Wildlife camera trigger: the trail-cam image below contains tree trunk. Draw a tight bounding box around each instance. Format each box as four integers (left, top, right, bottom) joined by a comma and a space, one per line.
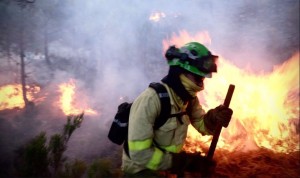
20, 26, 29, 108
44, 27, 51, 67
5, 31, 12, 66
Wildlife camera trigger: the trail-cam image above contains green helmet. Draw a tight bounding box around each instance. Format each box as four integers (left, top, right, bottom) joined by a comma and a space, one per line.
165, 42, 218, 78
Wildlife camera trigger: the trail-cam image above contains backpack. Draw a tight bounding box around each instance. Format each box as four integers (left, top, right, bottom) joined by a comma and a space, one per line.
108, 82, 171, 145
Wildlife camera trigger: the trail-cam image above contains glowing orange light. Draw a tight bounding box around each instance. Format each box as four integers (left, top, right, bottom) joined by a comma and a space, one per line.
0, 84, 40, 110
162, 30, 212, 52
163, 31, 300, 154
149, 11, 166, 22
58, 79, 97, 116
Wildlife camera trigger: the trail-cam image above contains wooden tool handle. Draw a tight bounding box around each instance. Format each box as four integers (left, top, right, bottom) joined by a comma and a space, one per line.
207, 84, 235, 160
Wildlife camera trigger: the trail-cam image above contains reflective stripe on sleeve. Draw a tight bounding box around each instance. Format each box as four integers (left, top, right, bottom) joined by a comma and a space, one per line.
193, 121, 205, 130
128, 139, 152, 151
160, 144, 183, 153
146, 147, 164, 170
191, 119, 211, 135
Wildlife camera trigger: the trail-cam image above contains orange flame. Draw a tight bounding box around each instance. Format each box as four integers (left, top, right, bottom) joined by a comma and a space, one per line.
149, 11, 166, 22
58, 79, 97, 116
163, 31, 299, 153
0, 84, 40, 110
162, 30, 212, 52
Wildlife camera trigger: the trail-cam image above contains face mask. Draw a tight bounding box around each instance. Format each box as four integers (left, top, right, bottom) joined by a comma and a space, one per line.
179, 74, 204, 97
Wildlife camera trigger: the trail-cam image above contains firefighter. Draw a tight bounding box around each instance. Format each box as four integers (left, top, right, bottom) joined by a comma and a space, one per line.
122, 42, 233, 177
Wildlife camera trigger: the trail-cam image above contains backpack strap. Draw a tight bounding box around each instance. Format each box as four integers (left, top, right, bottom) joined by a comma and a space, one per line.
124, 82, 170, 158
149, 82, 171, 130
125, 83, 186, 158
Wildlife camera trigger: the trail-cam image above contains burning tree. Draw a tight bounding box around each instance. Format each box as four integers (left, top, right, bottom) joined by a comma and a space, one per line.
0, 0, 76, 110
0, 1, 42, 109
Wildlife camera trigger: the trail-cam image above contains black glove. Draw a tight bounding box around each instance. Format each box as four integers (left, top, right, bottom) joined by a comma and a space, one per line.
204, 105, 233, 133
171, 152, 216, 176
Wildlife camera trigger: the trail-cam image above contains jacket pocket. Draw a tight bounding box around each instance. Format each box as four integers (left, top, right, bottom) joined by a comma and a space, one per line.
154, 118, 177, 146
159, 117, 177, 131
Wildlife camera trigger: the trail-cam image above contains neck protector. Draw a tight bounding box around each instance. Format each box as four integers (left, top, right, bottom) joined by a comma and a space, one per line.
179, 74, 203, 97
161, 67, 194, 102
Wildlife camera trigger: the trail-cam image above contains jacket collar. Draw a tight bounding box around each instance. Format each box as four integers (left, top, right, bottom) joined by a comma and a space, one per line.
161, 67, 195, 103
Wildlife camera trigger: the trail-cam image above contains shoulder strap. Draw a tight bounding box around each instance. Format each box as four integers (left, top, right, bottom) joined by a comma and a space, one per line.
124, 82, 170, 158
149, 82, 171, 130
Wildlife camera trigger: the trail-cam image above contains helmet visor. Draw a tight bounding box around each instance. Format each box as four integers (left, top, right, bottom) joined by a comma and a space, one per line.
190, 54, 218, 73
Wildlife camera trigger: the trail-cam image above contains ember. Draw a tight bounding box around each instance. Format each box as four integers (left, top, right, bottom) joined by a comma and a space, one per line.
149, 11, 166, 22
213, 148, 300, 177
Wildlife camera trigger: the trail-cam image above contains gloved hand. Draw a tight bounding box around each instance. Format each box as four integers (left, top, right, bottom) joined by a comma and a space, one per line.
171, 152, 216, 176
204, 105, 233, 133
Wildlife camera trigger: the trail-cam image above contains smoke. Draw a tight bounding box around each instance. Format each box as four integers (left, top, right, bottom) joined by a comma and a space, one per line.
0, 0, 299, 175
204, 1, 300, 71
53, 0, 299, 80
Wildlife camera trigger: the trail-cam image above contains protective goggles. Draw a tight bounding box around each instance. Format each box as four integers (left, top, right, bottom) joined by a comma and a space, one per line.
165, 46, 218, 73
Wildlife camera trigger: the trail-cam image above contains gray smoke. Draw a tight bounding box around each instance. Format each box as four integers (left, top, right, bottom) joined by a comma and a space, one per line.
0, 0, 299, 174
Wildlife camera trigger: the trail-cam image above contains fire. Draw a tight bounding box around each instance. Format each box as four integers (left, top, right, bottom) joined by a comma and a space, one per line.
0, 84, 40, 110
58, 79, 97, 116
163, 31, 299, 154
162, 30, 211, 52
149, 11, 166, 22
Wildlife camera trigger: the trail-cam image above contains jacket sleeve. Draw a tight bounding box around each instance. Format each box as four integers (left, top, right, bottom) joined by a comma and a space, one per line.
187, 98, 214, 135
127, 88, 172, 171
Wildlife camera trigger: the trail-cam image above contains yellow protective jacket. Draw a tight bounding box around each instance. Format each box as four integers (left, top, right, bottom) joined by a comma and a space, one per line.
121, 83, 212, 174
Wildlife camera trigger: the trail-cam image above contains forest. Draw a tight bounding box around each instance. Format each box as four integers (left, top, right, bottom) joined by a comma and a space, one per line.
0, 0, 299, 177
